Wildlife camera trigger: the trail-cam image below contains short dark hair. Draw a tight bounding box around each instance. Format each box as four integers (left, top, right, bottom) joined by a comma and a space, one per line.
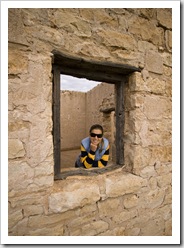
89, 124, 103, 135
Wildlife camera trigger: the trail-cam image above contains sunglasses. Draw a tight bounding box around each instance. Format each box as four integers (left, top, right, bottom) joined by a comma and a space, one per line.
90, 133, 103, 138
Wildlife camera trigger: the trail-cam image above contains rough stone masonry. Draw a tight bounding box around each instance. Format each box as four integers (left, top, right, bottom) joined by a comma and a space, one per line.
8, 8, 172, 236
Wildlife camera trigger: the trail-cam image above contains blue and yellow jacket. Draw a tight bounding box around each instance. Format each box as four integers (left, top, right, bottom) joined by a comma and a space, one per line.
80, 137, 109, 169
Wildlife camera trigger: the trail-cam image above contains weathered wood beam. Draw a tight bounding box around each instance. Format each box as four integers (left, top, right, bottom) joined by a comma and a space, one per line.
52, 50, 141, 84
52, 65, 61, 175
115, 80, 125, 165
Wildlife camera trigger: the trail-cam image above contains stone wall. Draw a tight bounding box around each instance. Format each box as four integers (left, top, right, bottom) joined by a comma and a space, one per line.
8, 8, 172, 236
60, 90, 86, 150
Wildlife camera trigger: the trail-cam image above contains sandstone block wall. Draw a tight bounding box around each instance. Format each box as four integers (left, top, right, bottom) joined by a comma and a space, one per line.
8, 8, 172, 236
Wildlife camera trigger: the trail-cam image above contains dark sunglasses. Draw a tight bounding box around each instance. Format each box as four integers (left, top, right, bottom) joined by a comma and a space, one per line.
90, 133, 103, 138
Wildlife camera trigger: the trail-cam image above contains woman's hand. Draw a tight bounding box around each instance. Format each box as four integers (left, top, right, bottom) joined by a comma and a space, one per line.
90, 142, 97, 152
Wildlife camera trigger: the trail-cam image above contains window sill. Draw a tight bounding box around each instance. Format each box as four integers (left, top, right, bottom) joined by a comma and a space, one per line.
54, 163, 123, 180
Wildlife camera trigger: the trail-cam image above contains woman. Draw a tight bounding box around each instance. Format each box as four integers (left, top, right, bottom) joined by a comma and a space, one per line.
75, 124, 110, 169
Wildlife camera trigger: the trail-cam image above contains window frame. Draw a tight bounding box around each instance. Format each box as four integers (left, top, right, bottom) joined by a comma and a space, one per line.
52, 50, 140, 179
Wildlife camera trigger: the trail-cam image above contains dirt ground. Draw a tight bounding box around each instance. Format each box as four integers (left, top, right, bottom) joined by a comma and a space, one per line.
61, 149, 80, 169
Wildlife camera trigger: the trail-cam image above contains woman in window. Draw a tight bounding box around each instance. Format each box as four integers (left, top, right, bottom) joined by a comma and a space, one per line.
75, 124, 110, 169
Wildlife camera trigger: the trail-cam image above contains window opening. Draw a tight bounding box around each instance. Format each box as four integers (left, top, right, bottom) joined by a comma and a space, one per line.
60, 75, 103, 170
52, 50, 141, 179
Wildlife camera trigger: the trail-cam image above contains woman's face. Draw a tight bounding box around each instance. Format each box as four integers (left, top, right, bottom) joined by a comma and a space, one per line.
90, 128, 103, 146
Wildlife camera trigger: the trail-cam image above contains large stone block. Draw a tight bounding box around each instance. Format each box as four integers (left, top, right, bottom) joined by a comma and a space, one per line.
96, 29, 137, 51
28, 210, 76, 228
157, 9, 172, 29
112, 209, 137, 224
81, 220, 109, 236
150, 146, 172, 164
8, 9, 29, 46
123, 194, 139, 209
8, 161, 34, 192
8, 138, 25, 159
97, 197, 122, 217
145, 50, 163, 74
140, 217, 165, 235
141, 189, 165, 209
143, 95, 171, 120
105, 173, 147, 197
8, 209, 23, 229
8, 49, 28, 75
28, 223, 64, 236
48, 180, 100, 213
128, 16, 164, 46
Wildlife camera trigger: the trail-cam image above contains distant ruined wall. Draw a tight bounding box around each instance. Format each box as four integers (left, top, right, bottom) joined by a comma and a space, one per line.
60, 91, 86, 150
8, 8, 172, 236
60, 82, 115, 155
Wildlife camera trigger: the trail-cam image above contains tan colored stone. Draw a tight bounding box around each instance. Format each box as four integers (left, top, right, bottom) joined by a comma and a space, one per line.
150, 146, 172, 164
9, 217, 29, 236
75, 203, 97, 216
33, 175, 53, 188
106, 173, 147, 197
8, 9, 29, 46
148, 176, 158, 190
52, 9, 78, 29
129, 72, 147, 92
143, 95, 171, 120
9, 209, 23, 228
8, 138, 25, 159
74, 41, 110, 59
28, 210, 76, 228
81, 220, 109, 236
79, 9, 95, 22
157, 9, 172, 29
49, 181, 100, 213
155, 204, 172, 221
162, 52, 172, 67
140, 217, 165, 235
67, 212, 96, 230
138, 40, 157, 53
155, 162, 172, 175
8, 163, 34, 194
8, 49, 28, 75
142, 189, 165, 209
165, 30, 172, 52
99, 226, 126, 236
132, 145, 152, 169
28, 224, 64, 236
34, 162, 53, 177
145, 50, 163, 74
157, 173, 172, 188
97, 197, 122, 217
128, 16, 164, 46
147, 78, 166, 95
124, 227, 140, 236
96, 29, 137, 51
140, 165, 157, 179
23, 205, 43, 217
165, 219, 172, 235
123, 194, 139, 209
9, 191, 48, 209
26, 136, 53, 168
112, 209, 137, 224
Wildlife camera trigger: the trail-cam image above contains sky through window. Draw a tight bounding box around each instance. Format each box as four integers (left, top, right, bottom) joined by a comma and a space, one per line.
61, 75, 101, 92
